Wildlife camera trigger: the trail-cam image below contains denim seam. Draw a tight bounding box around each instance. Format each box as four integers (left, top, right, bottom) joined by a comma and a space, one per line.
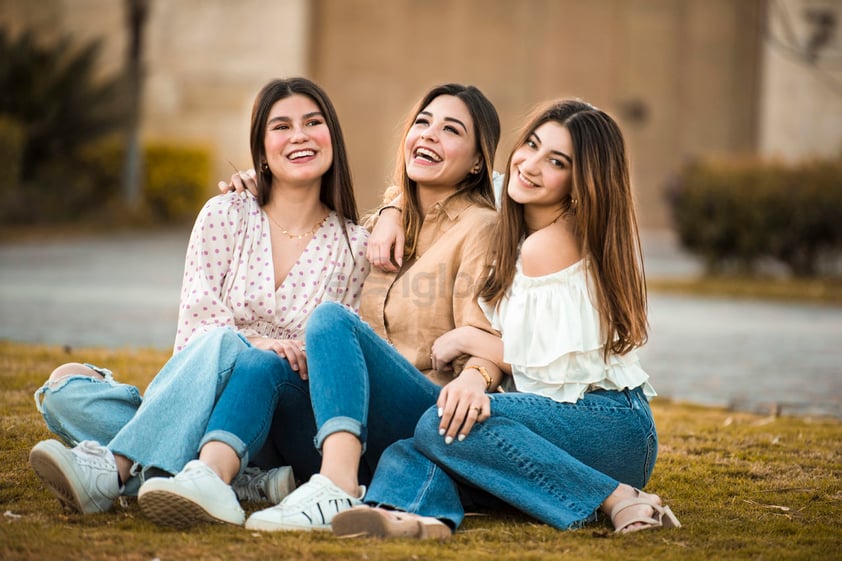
312, 308, 372, 452
405, 455, 442, 514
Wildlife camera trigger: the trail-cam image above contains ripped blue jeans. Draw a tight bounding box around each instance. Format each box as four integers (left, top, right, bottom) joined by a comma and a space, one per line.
33, 328, 319, 490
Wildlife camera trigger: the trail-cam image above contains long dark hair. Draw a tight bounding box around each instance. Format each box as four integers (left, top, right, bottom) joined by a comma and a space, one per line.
393, 84, 500, 259
249, 77, 359, 225
481, 100, 648, 357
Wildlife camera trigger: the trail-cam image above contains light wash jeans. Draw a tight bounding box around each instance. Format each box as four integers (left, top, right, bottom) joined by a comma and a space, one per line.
364, 387, 658, 530
305, 302, 441, 476
34, 327, 317, 483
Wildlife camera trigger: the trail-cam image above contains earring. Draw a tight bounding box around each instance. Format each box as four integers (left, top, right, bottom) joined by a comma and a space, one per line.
569, 197, 579, 210
261, 161, 269, 173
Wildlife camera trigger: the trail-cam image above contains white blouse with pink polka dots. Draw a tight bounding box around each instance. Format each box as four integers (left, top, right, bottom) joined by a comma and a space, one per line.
174, 192, 369, 352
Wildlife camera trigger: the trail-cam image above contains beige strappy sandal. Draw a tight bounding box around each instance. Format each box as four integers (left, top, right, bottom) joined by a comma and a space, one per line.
610, 489, 681, 534
332, 505, 452, 539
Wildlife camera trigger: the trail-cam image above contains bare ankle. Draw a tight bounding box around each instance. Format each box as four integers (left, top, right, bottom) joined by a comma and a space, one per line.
114, 453, 133, 484
320, 471, 362, 498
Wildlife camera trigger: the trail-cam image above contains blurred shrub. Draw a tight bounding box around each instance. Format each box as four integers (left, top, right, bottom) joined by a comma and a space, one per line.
145, 143, 212, 221
2, 136, 211, 225
0, 115, 25, 208
666, 155, 842, 277
0, 29, 126, 179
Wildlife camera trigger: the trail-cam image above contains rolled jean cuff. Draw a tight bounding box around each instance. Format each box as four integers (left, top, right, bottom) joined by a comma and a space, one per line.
199, 430, 250, 473
313, 416, 367, 454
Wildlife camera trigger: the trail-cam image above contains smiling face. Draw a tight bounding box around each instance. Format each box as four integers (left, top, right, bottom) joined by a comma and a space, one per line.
263, 94, 333, 189
507, 121, 574, 212
403, 94, 481, 190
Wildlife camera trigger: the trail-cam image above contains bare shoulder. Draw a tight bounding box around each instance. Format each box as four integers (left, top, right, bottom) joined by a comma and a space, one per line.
520, 227, 580, 277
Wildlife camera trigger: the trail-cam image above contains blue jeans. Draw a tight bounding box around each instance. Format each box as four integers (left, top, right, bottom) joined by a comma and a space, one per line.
305, 302, 441, 475
35, 328, 315, 480
204, 345, 322, 481
364, 387, 658, 530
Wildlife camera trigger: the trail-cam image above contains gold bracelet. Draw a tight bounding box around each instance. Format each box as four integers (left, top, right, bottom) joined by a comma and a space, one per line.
463, 365, 492, 391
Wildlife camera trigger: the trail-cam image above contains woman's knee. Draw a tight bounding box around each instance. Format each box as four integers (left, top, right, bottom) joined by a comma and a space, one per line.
306, 301, 351, 337
235, 347, 295, 384
47, 363, 102, 383
412, 406, 444, 452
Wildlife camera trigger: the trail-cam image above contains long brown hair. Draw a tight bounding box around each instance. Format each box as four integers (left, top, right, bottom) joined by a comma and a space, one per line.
394, 84, 500, 259
480, 100, 648, 357
249, 77, 359, 226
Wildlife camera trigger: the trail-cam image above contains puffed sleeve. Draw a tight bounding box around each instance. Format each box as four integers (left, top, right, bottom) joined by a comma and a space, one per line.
173, 193, 246, 352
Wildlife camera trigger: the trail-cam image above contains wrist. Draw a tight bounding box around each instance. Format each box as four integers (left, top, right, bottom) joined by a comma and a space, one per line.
378, 204, 402, 216
462, 365, 492, 392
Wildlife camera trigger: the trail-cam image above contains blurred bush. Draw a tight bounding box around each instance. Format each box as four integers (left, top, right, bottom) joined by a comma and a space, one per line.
0, 28, 212, 226
69, 138, 211, 224
0, 115, 24, 202
145, 143, 212, 222
666, 155, 842, 277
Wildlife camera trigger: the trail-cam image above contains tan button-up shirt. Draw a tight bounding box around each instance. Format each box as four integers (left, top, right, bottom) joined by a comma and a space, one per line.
360, 192, 499, 386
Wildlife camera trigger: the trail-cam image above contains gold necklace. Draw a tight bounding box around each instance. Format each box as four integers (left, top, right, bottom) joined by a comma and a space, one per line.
527, 211, 565, 234
266, 211, 328, 240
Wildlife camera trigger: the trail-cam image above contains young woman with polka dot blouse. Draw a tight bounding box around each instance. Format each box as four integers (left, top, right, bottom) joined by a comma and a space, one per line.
29, 78, 370, 526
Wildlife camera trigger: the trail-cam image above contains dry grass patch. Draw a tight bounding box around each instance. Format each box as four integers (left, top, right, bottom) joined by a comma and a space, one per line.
1, 341, 840, 561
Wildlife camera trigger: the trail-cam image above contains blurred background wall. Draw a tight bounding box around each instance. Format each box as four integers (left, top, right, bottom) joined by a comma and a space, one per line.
1, 0, 840, 227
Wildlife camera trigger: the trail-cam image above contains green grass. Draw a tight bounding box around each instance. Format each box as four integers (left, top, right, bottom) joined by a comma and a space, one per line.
648, 276, 842, 305
1, 341, 840, 561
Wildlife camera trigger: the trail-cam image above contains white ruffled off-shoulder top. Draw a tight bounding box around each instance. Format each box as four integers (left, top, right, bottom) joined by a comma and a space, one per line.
480, 257, 656, 404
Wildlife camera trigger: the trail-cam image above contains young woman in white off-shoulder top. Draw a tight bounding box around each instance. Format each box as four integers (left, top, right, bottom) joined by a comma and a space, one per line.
331, 99, 682, 539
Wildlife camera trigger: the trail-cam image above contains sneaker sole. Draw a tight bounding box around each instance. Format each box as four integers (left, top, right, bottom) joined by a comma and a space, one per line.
244, 516, 330, 532
332, 507, 451, 540
138, 489, 243, 528
29, 441, 100, 514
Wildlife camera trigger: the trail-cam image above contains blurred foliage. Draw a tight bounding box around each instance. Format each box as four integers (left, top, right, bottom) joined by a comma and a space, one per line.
666, 154, 842, 277
0, 115, 24, 199
74, 137, 211, 224
145, 143, 212, 221
0, 29, 126, 178
0, 28, 212, 225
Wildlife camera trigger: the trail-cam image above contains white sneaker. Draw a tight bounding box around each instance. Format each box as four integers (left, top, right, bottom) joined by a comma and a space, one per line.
232, 465, 296, 504
138, 460, 245, 527
245, 474, 364, 531
29, 439, 121, 514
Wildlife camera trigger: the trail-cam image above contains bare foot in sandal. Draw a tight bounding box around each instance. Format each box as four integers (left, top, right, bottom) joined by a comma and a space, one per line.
600, 484, 681, 534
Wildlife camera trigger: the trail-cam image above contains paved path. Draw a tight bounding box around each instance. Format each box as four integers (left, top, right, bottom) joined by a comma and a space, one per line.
1, 228, 840, 419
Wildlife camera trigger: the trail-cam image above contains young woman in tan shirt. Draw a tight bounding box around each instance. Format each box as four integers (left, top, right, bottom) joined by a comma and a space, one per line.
228, 83, 508, 531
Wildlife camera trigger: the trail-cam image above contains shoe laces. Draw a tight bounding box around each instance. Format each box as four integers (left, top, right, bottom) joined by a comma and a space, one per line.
74, 440, 116, 469
232, 466, 270, 502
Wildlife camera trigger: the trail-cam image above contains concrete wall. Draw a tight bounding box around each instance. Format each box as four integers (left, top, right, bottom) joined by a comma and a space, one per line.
0, 0, 310, 191
759, 0, 842, 160
1, 0, 768, 227
311, 0, 765, 226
